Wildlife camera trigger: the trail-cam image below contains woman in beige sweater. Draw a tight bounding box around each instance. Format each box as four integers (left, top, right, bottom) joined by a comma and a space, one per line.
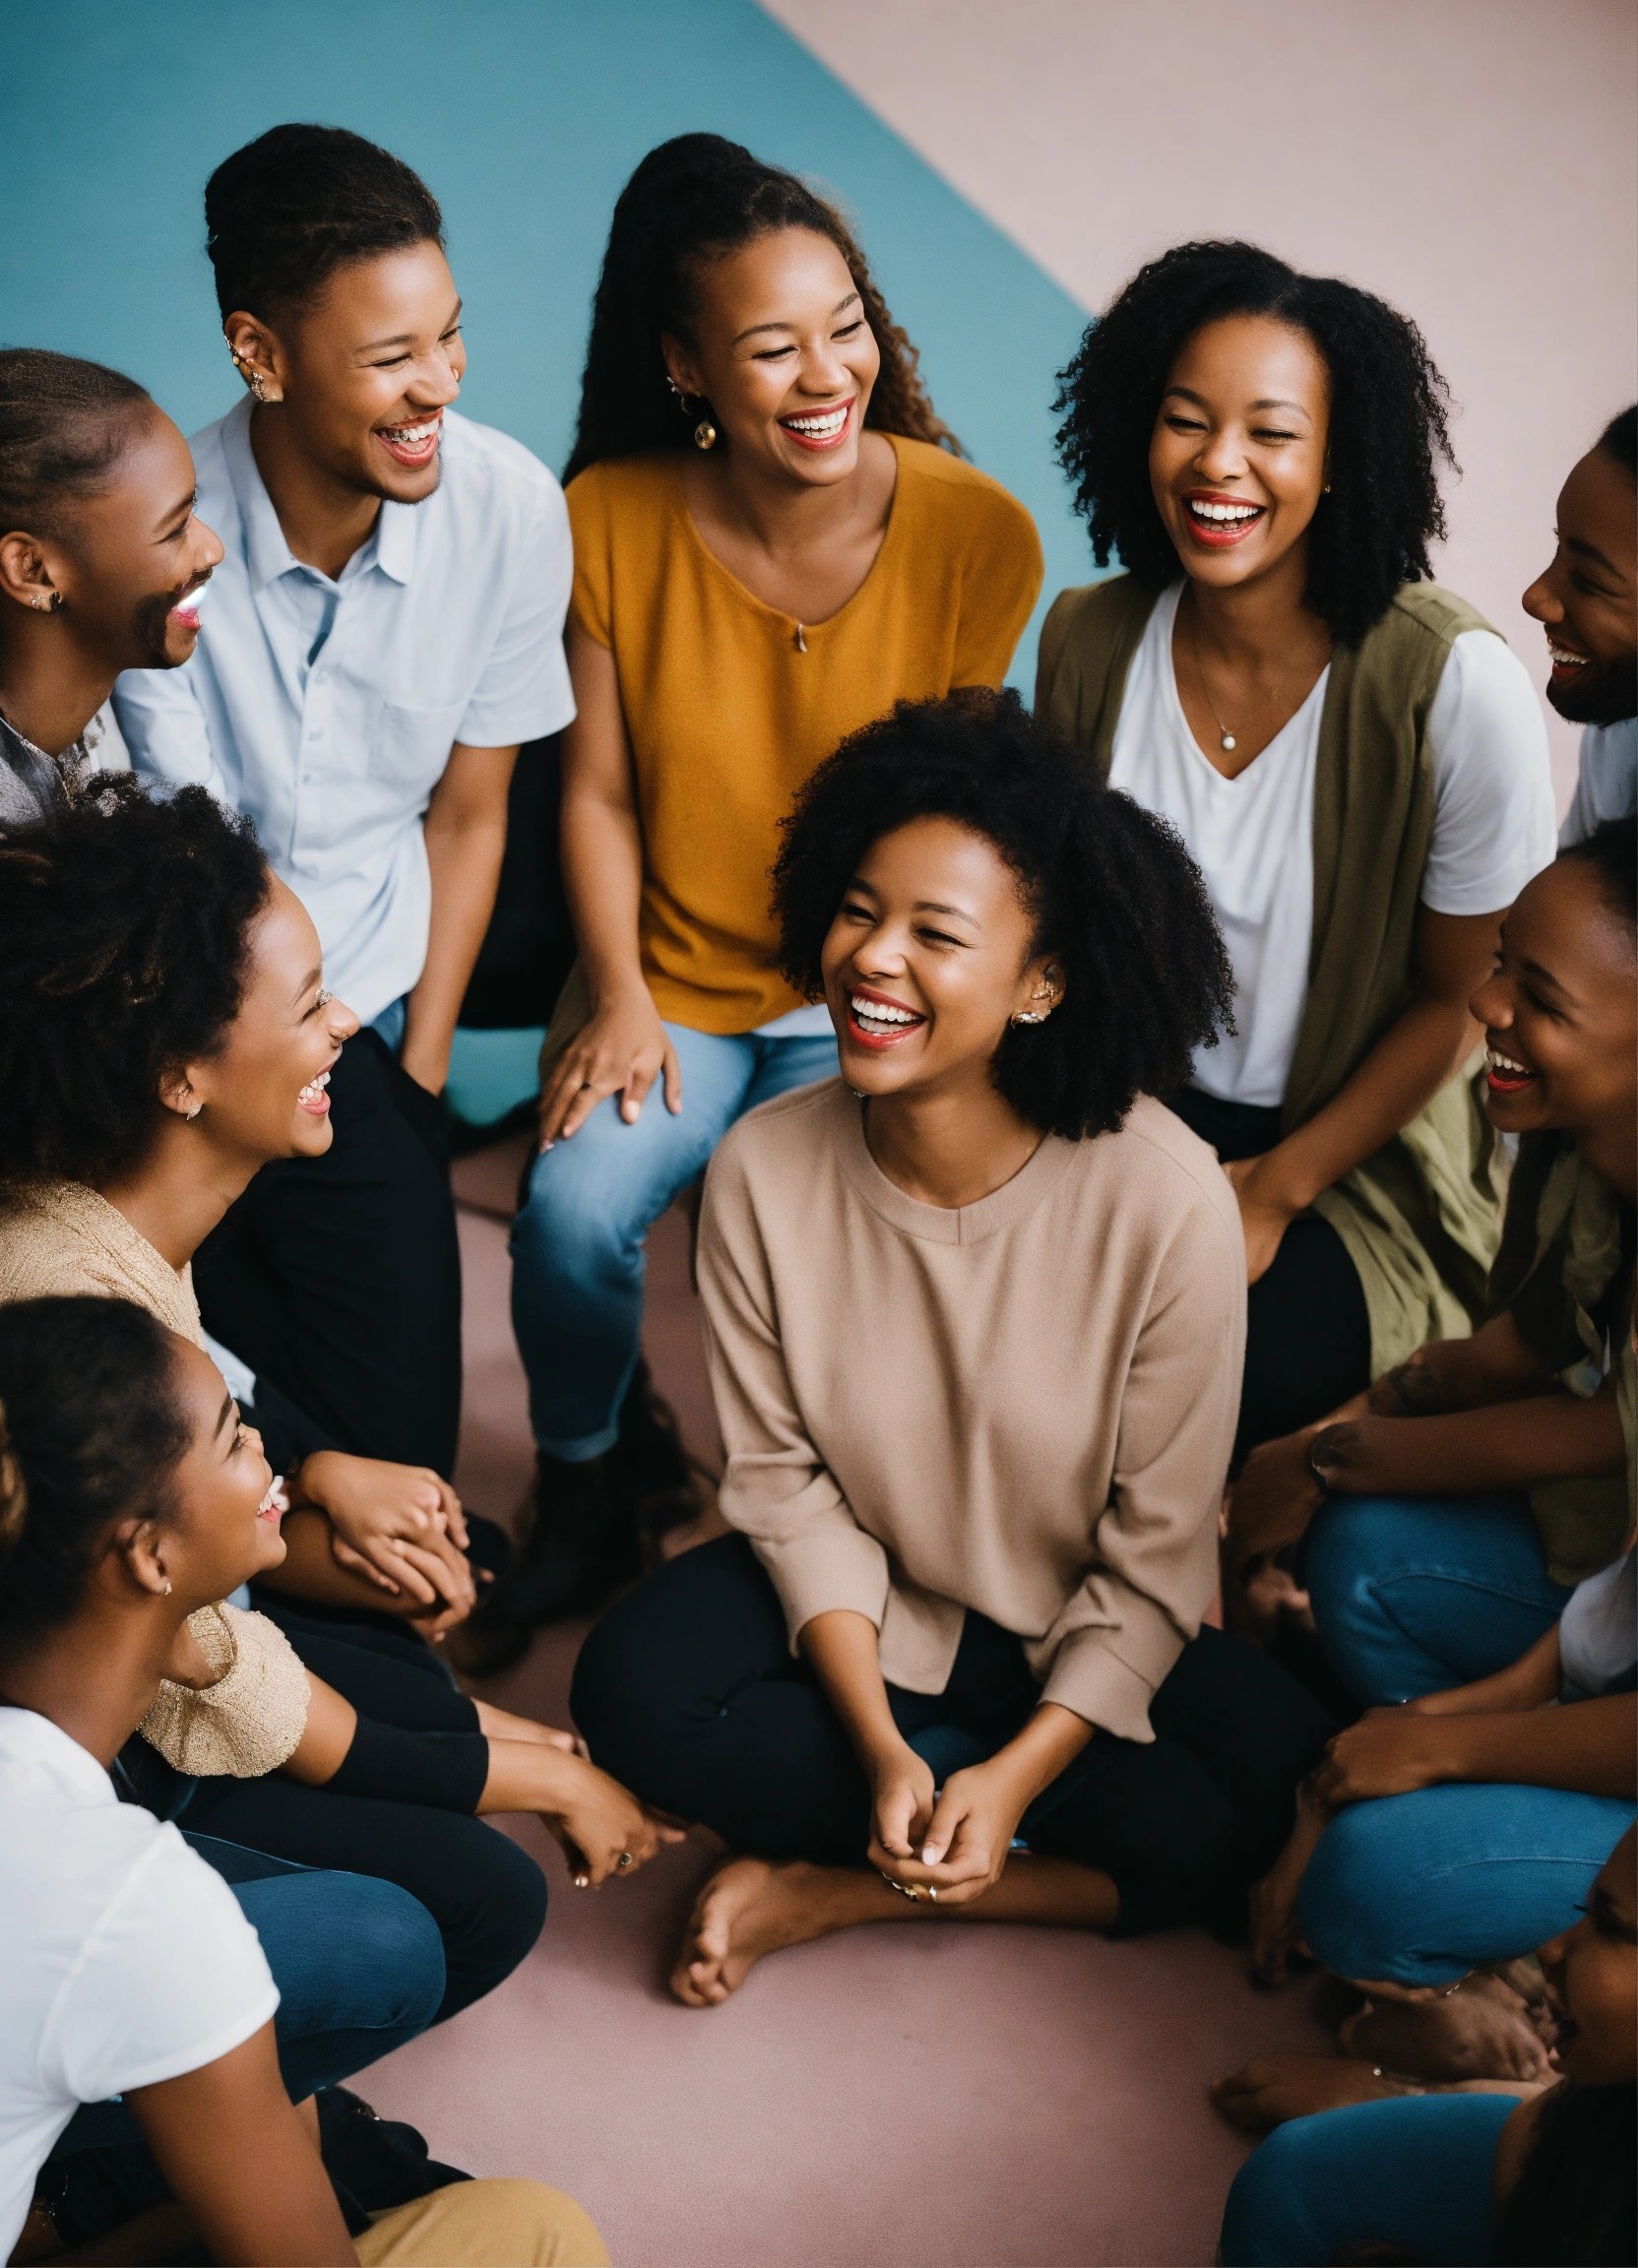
573, 691, 1338, 2004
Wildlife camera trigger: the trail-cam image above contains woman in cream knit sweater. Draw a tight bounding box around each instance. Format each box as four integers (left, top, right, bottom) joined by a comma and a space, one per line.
0, 779, 678, 2022
573, 693, 1337, 2005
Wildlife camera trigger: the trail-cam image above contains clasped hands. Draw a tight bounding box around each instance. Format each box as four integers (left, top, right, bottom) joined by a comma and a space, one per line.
293, 1449, 480, 1633
866, 1743, 1028, 1909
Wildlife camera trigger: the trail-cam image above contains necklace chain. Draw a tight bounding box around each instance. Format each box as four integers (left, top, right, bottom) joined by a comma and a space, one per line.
1182, 604, 1238, 754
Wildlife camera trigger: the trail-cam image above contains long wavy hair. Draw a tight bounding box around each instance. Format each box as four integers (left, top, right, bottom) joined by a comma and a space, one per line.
564, 133, 957, 482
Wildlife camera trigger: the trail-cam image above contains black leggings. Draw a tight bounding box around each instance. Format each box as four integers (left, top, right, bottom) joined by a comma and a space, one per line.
1167, 1087, 1373, 1462
166, 1622, 544, 2022
193, 1029, 464, 1474
571, 1536, 1335, 1937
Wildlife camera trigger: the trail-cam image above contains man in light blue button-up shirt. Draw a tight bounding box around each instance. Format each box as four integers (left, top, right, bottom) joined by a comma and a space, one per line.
115, 124, 575, 1487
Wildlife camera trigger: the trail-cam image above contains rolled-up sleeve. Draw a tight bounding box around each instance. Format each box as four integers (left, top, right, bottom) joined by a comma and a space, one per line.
697, 1146, 890, 1647
1030, 1190, 1245, 1741
457, 472, 575, 748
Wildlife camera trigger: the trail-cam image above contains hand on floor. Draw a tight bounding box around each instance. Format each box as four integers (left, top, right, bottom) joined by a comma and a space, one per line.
1210, 2053, 1402, 2135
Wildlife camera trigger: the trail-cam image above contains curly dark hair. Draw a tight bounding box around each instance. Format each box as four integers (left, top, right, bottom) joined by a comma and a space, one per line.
205, 123, 444, 321
564, 132, 956, 483
773, 690, 1232, 1140
1052, 240, 1456, 646
0, 347, 152, 543
0, 775, 270, 1188
0, 1296, 190, 1650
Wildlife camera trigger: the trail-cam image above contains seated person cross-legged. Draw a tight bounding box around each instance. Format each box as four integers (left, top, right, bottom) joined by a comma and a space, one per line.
1218, 1824, 1636, 2268
0, 781, 679, 2024
571, 693, 1336, 2005
0, 1296, 607, 2268
1228, 820, 1637, 1683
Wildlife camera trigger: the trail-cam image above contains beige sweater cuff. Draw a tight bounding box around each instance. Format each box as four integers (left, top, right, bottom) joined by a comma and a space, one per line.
750, 1522, 893, 1653
1039, 1626, 1174, 1745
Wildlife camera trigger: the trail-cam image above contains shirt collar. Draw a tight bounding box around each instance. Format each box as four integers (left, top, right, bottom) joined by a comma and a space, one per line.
221, 395, 419, 591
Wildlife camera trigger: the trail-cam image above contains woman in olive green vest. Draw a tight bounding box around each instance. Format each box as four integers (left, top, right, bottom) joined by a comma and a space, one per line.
1230, 820, 1635, 1696
1039, 241, 1554, 1466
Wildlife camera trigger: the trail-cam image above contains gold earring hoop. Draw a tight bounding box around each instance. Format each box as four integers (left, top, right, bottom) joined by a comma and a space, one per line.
667, 377, 718, 452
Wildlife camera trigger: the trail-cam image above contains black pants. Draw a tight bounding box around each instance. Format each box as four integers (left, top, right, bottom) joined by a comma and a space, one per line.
571, 1536, 1335, 1937
193, 1029, 463, 1474
1167, 1087, 1373, 1463
162, 1623, 544, 2021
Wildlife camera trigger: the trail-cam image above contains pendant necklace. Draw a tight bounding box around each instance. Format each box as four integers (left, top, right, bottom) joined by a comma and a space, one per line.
1183, 605, 1238, 753
793, 623, 808, 654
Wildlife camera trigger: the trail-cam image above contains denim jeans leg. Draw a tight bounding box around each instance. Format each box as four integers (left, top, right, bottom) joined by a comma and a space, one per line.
1306, 1492, 1572, 1704
510, 1025, 757, 1460
1298, 1782, 1637, 1988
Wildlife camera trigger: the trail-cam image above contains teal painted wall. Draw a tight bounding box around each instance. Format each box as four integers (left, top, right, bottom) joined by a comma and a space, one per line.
0, 0, 1093, 687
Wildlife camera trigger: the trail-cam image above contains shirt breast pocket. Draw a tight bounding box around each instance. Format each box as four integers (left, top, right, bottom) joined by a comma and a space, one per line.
369, 698, 468, 796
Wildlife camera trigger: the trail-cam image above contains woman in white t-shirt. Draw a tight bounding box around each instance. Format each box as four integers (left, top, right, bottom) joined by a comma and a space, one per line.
1039, 240, 1555, 1477
0, 1292, 607, 2266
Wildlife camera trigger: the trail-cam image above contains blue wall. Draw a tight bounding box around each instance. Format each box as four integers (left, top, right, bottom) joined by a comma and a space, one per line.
0, 0, 1094, 687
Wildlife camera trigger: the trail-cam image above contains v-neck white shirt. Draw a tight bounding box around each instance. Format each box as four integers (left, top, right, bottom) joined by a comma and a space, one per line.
1108, 584, 1553, 1106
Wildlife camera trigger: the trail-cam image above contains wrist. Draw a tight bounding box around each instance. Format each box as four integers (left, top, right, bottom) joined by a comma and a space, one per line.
1247, 1143, 1321, 1219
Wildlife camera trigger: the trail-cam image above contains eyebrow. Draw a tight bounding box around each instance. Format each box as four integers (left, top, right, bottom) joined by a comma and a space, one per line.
1518, 954, 1573, 1000
215, 1392, 236, 1440
1565, 536, 1625, 580
291, 965, 323, 1008
1162, 386, 1309, 418
158, 489, 197, 532
913, 900, 978, 921
732, 291, 860, 346
357, 300, 464, 353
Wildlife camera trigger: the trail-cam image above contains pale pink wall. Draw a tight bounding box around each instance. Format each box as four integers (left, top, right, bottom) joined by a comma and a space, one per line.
764, 0, 1638, 802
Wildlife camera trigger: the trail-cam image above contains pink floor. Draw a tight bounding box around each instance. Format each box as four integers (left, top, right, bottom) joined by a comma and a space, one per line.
357, 1136, 1328, 2267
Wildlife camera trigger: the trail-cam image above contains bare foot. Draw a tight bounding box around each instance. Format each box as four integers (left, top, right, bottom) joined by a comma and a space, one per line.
669, 1858, 851, 2006
1340, 1972, 1554, 2084
1210, 2053, 1400, 2136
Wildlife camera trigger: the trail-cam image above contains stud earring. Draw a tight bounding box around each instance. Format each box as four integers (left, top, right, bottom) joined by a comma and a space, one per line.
1011, 1009, 1047, 1027
161, 1579, 173, 1596
183, 1098, 202, 1121
32, 592, 62, 611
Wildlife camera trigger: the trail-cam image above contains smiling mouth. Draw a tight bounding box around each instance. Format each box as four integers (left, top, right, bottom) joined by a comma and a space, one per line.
1546, 637, 1590, 678
297, 1068, 333, 1116
167, 578, 211, 631
1485, 1043, 1540, 1097
845, 987, 926, 1048
1181, 496, 1266, 547
780, 401, 853, 451
257, 1477, 289, 1525
375, 415, 442, 468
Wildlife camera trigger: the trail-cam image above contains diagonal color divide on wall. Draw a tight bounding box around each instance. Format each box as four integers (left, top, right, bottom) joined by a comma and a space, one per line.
0, 0, 1095, 689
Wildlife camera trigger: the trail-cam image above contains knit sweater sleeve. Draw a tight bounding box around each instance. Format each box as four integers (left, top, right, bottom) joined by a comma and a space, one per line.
697, 1138, 891, 1648
1030, 1175, 1245, 1740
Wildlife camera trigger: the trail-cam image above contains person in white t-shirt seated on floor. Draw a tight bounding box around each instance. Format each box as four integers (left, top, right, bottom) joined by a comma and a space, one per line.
0, 1293, 607, 2268
1523, 405, 1636, 848
114, 123, 576, 1487
1037, 240, 1555, 1483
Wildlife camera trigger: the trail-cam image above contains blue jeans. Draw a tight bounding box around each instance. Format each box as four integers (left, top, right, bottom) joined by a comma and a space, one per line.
53, 1837, 445, 2156
1221, 2093, 1516, 2265
1306, 1492, 1571, 1705
511, 1023, 838, 1458
1299, 1781, 1635, 1987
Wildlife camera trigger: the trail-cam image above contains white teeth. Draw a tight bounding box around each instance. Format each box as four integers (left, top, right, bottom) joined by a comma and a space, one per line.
1188, 499, 1262, 523
784, 407, 849, 437
850, 992, 920, 1027
298, 1070, 332, 1102
381, 420, 439, 445
1547, 642, 1587, 666
172, 581, 209, 614
1486, 1048, 1534, 1076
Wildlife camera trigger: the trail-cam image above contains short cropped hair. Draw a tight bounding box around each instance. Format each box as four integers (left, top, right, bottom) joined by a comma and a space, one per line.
773, 690, 1233, 1141
204, 123, 443, 320
0, 347, 151, 541
0, 775, 270, 1188
1053, 240, 1456, 647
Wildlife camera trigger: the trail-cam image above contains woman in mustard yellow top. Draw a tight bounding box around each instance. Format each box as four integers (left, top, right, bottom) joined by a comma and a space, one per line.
502, 134, 1041, 1639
